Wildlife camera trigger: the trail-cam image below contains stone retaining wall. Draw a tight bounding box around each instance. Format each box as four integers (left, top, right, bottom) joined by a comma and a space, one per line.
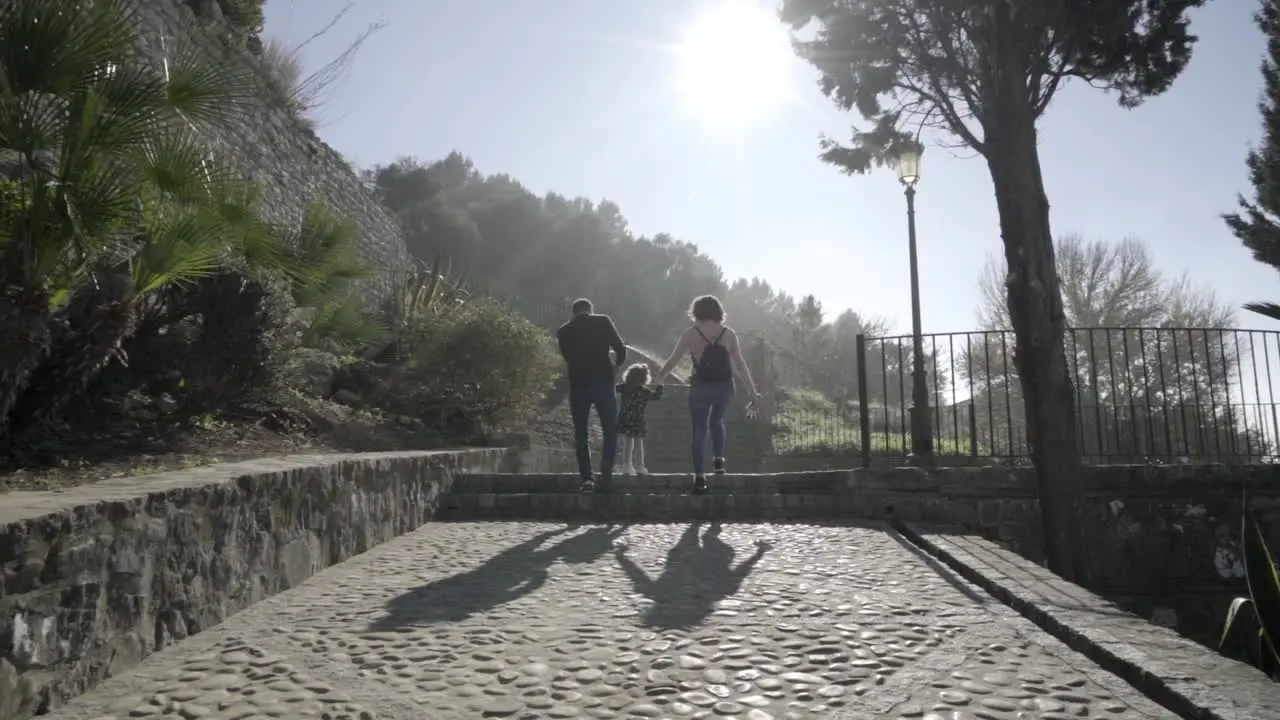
0, 448, 539, 719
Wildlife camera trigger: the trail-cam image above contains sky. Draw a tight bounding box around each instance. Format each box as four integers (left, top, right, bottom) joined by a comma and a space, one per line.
264, 0, 1279, 336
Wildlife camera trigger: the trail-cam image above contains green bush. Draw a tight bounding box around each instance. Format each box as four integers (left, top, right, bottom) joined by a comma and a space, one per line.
60, 265, 298, 427
394, 299, 558, 436
178, 268, 298, 413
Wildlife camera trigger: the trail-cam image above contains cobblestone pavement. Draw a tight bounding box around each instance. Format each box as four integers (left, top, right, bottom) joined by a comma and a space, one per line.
50, 523, 1175, 720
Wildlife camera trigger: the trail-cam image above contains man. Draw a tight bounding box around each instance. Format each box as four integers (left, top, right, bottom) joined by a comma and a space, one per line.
556, 298, 626, 493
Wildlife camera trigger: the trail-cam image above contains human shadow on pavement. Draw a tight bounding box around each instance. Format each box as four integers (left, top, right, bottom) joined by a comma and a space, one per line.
368, 524, 627, 630
613, 522, 769, 630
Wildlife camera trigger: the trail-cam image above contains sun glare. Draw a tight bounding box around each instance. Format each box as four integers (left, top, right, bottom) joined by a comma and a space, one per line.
673, 1, 794, 130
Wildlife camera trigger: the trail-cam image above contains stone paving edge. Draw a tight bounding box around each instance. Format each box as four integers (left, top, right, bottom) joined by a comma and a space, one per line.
895, 520, 1280, 720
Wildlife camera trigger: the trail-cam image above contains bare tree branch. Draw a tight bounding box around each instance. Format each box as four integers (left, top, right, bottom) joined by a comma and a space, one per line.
256, 1, 386, 127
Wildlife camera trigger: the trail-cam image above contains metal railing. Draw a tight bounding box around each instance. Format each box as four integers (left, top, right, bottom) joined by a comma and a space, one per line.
770, 327, 1280, 465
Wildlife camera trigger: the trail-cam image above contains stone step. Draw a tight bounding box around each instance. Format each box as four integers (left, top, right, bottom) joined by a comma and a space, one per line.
439, 469, 1034, 524
450, 471, 864, 496
435, 489, 897, 522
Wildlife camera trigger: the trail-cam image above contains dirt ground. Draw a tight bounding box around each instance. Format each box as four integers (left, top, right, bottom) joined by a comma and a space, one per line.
0, 393, 578, 493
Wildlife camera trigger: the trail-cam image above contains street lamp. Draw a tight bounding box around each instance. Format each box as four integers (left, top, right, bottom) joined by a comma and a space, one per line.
895, 144, 933, 465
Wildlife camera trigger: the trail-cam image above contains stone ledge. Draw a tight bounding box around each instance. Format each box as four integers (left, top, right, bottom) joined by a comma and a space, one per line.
896, 523, 1280, 720
439, 492, 847, 522
436, 489, 1010, 524
457, 468, 1040, 497
0, 449, 512, 720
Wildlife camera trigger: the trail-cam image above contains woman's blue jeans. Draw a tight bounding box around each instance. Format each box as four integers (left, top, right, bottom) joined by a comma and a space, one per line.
689, 379, 734, 475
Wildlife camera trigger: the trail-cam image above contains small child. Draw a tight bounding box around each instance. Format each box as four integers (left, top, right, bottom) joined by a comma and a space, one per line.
615, 363, 664, 474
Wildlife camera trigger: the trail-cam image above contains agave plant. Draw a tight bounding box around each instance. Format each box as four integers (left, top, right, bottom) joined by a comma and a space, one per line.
1218, 498, 1280, 679
364, 252, 467, 361
0, 0, 258, 432
386, 252, 468, 333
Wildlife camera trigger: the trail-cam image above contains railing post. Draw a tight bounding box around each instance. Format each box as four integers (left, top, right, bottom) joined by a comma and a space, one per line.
856, 334, 872, 468
968, 402, 979, 458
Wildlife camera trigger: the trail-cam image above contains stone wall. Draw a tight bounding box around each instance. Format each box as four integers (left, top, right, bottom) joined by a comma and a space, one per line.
1072, 464, 1280, 645
138, 0, 411, 301
0, 449, 543, 720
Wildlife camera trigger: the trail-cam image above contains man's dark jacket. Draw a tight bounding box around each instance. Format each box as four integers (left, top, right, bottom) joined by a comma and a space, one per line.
557, 314, 626, 387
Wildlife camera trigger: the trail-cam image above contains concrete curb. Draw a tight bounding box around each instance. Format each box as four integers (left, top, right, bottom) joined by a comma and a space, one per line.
894, 520, 1280, 720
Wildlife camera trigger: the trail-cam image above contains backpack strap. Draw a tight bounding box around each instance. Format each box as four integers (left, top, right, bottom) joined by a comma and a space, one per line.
692, 326, 728, 346
689, 326, 706, 365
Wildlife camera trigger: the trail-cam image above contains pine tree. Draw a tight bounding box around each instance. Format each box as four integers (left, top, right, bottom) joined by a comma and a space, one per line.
1226, 0, 1280, 320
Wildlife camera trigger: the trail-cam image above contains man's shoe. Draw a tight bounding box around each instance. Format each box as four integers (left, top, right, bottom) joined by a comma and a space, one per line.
579, 478, 596, 494
712, 457, 726, 475
693, 476, 708, 495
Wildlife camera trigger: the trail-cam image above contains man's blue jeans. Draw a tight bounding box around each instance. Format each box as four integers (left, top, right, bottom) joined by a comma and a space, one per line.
569, 384, 618, 480
689, 379, 734, 475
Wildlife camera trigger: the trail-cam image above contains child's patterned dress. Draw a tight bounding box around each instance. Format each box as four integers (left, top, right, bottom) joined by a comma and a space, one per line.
615, 384, 663, 437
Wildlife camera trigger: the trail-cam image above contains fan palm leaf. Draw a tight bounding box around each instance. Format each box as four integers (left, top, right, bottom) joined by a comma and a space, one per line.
303, 295, 388, 351
1245, 302, 1280, 322
0, 0, 259, 433
279, 200, 370, 307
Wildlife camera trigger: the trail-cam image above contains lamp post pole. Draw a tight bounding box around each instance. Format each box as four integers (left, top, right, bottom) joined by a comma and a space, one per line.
896, 145, 933, 465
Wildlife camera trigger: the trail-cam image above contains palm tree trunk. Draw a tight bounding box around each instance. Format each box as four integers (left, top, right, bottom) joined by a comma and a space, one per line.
0, 286, 56, 436
10, 301, 140, 432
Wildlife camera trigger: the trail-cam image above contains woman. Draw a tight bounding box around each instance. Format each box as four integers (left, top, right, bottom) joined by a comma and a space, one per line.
654, 295, 759, 494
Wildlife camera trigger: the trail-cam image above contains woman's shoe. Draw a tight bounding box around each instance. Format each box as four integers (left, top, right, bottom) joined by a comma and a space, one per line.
693, 476, 709, 495
635, 464, 650, 475
712, 457, 726, 475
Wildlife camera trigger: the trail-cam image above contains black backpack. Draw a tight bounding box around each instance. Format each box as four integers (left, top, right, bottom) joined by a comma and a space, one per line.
692, 327, 732, 382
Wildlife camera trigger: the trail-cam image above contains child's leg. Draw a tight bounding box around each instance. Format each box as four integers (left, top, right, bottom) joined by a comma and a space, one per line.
622, 436, 635, 470
635, 437, 647, 471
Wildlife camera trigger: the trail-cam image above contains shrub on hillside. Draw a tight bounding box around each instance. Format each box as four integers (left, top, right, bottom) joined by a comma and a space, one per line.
84, 266, 299, 418
179, 269, 299, 412
394, 299, 558, 436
